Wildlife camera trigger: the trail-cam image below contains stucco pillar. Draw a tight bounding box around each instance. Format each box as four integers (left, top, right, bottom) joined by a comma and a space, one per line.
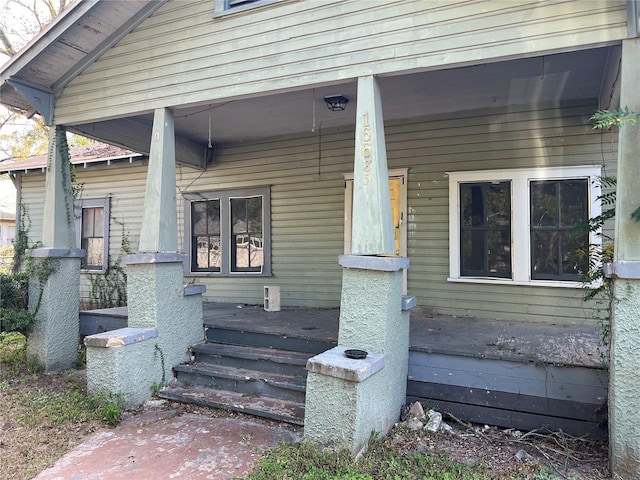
85, 108, 204, 405
607, 37, 640, 479
27, 125, 84, 372
304, 76, 413, 454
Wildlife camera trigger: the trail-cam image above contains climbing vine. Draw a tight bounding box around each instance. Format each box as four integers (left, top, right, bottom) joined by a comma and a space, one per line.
87, 221, 131, 309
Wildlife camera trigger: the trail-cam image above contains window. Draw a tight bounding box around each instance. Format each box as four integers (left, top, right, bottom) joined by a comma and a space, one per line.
184, 187, 271, 275
74, 198, 110, 273
460, 181, 511, 278
448, 166, 601, 286
213, 0, 283, 17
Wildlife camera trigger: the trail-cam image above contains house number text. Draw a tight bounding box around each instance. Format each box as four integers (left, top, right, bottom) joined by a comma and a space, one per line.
361, 113, 373, 185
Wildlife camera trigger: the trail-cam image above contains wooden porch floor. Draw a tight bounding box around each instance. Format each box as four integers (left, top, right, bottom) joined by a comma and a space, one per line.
202, 302, 607, 369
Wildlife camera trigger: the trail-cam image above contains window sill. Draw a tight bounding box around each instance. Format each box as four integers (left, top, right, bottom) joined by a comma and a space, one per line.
186, 272, 273, 278
213, 0, 284, 18
81, 269, 106, 275
447, 276, 586, 289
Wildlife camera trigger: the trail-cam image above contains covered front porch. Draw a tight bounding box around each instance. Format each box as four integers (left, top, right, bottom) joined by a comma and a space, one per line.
80, 303, 608, 438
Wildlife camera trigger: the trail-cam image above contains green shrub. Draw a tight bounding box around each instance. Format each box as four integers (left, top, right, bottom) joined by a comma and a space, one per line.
1, 272, 34, 335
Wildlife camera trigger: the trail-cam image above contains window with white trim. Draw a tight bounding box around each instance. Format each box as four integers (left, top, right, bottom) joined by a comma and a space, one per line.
213, 0, 283, 17
448, 166, 601, 286
74, 198, 110, 273
184, 187, 271, 276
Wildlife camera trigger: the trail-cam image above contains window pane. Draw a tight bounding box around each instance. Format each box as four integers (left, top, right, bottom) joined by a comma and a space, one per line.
93, 208, 104, 237
486, 184, 510, 227
461, 230, 486, 273
195, 235, 221, 270
83, 237, 103, 269
560, 180, 587, 227
207, 201, 220, 235
231, 196, 263, 272
193, 200, 220, 236
530, 179, 589, 281
246, 197, 262, 232
532, 231, 558, 276
460, 182, 511, 278
488, 229, 511, 275
192, 202, 208, 235
531, 182, 558, 227
82, 208, 95, 237
461, 185, 483, 227
561, 231, 588, 275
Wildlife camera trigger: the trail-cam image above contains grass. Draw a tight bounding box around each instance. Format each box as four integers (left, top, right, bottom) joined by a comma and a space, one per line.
0, 333, 125, 480
243, 434, 568, 480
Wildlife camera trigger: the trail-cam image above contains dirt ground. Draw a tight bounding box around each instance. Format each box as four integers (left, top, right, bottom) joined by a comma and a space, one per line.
0, 368, 610, 480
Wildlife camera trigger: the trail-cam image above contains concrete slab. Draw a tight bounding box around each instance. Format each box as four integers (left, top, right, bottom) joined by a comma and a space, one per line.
33, 407, 300, 480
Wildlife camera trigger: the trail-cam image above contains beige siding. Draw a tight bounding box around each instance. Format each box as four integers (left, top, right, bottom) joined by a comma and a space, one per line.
19, 100, 617, 323
54, 0, 627, 124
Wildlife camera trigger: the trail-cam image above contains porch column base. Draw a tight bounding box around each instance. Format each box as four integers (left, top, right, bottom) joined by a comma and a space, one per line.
304, 255, 412, 454
609, 278, 640, 477
27, 249, 83, 372
85, 255, 204, 406
305, 347, 386, 456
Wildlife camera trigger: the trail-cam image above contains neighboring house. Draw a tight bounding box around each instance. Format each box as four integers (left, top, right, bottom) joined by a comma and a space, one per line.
0, 177, 16, 248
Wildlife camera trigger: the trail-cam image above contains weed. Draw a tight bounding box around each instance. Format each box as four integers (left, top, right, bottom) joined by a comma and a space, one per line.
90, 391, 125, 426
150, 381, 163, 397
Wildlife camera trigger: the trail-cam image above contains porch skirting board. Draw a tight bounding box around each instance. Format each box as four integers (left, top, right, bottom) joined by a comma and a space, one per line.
407, 351, 608, 438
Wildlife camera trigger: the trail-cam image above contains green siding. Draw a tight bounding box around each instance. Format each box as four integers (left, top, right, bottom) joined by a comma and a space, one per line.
19, 101, 616, 323
54, 0, 626, 124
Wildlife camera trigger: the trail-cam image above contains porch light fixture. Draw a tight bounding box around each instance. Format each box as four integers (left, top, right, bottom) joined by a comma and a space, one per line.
324, 95, 349, 111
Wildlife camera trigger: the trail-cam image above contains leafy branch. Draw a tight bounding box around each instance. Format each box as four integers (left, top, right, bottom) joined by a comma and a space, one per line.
590, 107, 640, 130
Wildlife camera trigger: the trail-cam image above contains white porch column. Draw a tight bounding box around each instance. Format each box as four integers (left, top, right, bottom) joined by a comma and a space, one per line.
27, 125, 84, 372
304, 76, 414, 455
85, 108, 204, 406
607, 37, 640, 478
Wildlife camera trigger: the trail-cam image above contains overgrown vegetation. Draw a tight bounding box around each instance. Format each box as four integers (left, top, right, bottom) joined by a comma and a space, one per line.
243, 429, 595, 480
87, 222, 131, 309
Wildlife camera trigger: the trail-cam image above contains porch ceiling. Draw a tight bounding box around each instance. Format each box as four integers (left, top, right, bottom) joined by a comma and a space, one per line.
67, 46, 618, 167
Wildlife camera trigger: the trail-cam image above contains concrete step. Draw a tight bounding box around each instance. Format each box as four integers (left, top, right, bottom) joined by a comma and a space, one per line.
173, 362, 307, 404
191, 342, 312, 378
204, 326, 334, 354
159, 384, 305, 426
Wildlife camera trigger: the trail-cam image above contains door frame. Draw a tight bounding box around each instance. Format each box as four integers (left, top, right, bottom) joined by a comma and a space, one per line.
343, 168, 409, 293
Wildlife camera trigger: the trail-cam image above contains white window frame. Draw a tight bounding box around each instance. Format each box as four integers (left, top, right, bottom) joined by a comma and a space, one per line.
74, 198, 110, 274
448, 165, 602, 288
184, 186, 271, 276
213, 0, 284, 17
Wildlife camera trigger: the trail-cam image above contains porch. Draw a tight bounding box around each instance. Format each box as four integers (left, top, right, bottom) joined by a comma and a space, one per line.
80, 303, 608, 437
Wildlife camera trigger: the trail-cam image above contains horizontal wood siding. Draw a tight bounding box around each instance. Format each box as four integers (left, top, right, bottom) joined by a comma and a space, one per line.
18, 101, 617, 323
54, 0, 627, 124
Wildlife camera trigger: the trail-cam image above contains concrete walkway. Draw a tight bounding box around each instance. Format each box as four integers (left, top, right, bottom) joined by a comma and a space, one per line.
33, 402, 301, 479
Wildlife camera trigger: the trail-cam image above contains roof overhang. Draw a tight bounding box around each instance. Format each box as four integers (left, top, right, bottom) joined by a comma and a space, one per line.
0, 0, 167, 124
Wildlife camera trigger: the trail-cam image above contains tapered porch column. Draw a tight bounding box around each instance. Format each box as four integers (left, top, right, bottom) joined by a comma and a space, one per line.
27, 126, 84, 372
606, 38, 640, 478
305, 76, 414, 455
85, 108, 204, 406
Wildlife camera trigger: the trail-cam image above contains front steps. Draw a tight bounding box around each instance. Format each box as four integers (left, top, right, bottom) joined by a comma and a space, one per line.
159, 323, 335, 425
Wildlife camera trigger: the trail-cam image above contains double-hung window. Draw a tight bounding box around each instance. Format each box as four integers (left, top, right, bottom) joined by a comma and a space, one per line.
74, 198, 110, 273
448, 166, 601, 286
184, 187, 271, 276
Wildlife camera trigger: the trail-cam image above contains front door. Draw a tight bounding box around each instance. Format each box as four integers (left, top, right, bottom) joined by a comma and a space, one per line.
344, 168, 408, 293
